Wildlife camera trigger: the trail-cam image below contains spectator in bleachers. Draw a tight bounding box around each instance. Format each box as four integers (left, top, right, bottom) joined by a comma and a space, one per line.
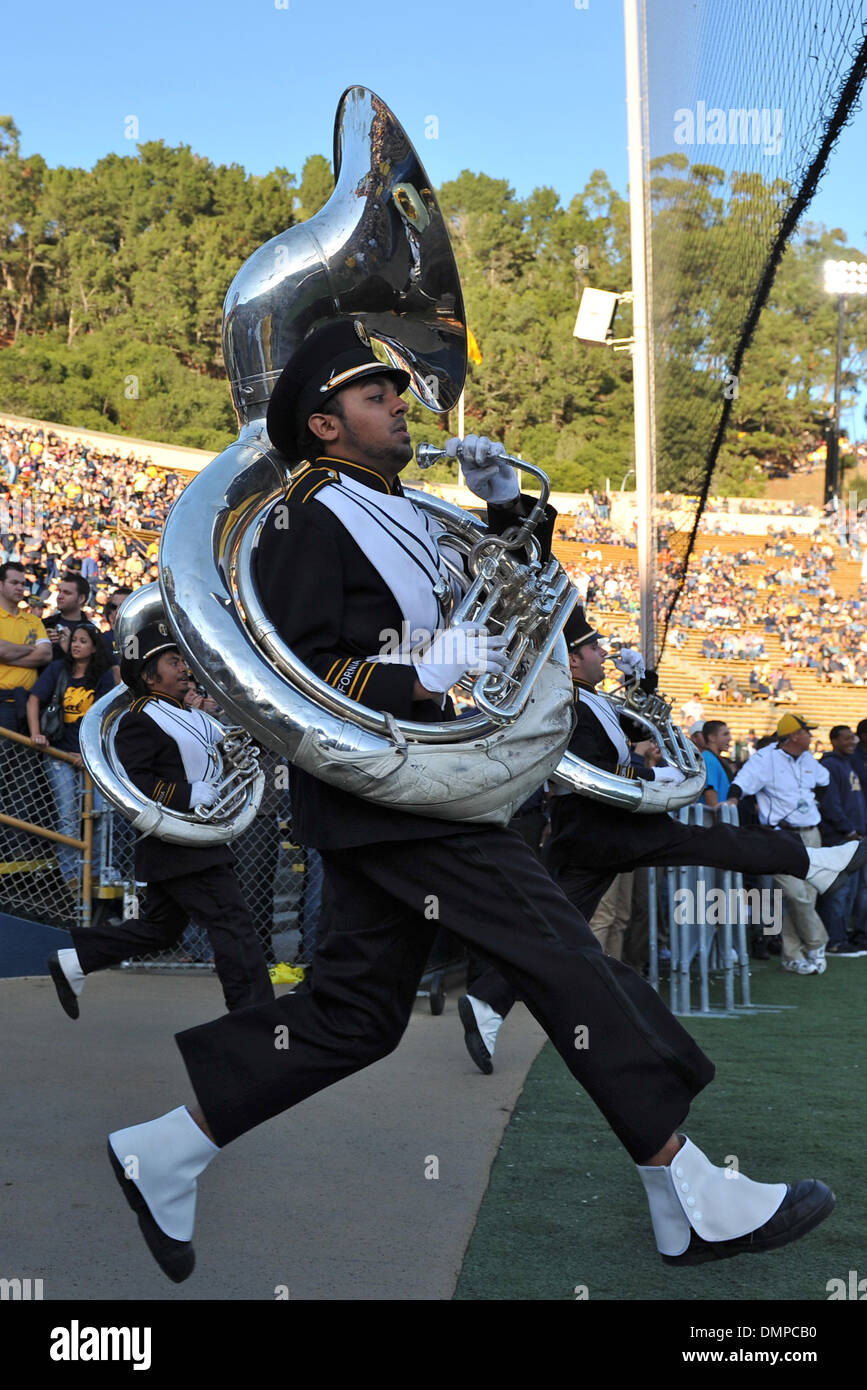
26, 621, 115, 890
681, 692, 704, 725
688, 720, 706, 753
700, 721, 732, 809
43, 572, 92, 645
0, 560, 52, 731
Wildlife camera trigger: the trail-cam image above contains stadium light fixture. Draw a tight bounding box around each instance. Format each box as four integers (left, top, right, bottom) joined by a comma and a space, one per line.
822, 258, 867, 503
823, 258, 867, 297
573, 287, 634, 350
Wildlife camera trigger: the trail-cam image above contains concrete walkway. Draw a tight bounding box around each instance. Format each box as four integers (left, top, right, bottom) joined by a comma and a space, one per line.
1, 972, 546, 1301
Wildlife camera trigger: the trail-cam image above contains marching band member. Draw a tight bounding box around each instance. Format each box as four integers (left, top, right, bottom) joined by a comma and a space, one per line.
47, 621, 273, 1018
459, 613, 866, 1071
103, 322, 835, 1282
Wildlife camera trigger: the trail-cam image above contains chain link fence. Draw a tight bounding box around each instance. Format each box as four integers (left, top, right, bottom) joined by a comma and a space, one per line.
0, 728, 92, 930
101, 811, 324, 974
0, 729, 322, 973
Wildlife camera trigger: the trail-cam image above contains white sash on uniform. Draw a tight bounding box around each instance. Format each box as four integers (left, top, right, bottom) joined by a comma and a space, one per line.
142, 699, 221, 784
315, 474, 462, 652
577, 686, 632, 771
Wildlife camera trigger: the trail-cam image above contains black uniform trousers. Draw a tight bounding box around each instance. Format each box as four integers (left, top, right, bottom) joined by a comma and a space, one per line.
175, 826, 714, 1163
71, 863, 274, 1013
468, 810, 810, 1021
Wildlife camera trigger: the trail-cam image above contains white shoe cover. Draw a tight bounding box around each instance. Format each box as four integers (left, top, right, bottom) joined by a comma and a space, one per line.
108, 1106, 218, 1241
637, 1137, 787, 1255
806, 842, 858, 895
466, 995, 504, 1056
57, 947, 85, 996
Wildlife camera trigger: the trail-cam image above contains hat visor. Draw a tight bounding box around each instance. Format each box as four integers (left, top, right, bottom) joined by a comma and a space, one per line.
567, 630, 603, 651
317, 361, 411, 406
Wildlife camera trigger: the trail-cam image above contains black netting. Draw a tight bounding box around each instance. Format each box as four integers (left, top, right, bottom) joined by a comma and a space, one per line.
643, 0, 867, 656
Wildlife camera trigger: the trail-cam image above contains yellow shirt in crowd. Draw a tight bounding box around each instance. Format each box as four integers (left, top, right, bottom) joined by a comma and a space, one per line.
0, 610, 49, 691
62, 683, 98, 723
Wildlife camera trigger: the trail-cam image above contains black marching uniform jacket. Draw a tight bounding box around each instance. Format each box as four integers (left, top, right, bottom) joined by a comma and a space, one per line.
115, 693, 233, 881
176, 454, 717, 1157
254, 456, 555, 849
546, 679, 649, 871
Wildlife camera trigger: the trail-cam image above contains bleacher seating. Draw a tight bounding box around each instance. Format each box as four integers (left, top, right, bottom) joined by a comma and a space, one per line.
548, 535, 867, 744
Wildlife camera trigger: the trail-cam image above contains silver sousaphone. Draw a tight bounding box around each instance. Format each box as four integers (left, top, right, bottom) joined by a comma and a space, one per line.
95, 86, 704, 825
80, 587, 265, 846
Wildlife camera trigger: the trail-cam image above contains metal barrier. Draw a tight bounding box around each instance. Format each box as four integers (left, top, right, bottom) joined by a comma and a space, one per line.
0, 726, 94, 930
647, 801, 790, 1018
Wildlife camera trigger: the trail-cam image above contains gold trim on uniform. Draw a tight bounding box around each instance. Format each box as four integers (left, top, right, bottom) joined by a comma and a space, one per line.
285, 464, 340, 505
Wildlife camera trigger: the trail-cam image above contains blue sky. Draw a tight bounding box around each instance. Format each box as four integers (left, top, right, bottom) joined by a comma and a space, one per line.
5, 0, 867, 436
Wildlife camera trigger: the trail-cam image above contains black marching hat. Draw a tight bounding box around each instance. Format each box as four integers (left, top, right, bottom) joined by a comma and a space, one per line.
266, 320, 411, 459
563, 606, 603, 653
120, 620, 179, 689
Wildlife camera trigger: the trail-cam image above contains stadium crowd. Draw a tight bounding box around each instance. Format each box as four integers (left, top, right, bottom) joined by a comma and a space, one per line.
2, 420, 867, 968
1, 423, 186, 610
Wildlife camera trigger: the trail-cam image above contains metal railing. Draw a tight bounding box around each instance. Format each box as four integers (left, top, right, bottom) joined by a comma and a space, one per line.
0, 727, 94, 929
647, 801, 789, 1017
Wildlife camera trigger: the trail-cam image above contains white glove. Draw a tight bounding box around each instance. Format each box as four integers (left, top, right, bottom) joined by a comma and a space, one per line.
613, 647, 646, 679
413, 623, 510, 695
444, 435, 519, 504
189, 781, 220, 808
652, 766, 687, 785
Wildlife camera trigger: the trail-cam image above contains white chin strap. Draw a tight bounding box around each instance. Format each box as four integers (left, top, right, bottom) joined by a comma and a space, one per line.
109, 1106, 218, 1241
636, 1137, 787, 1256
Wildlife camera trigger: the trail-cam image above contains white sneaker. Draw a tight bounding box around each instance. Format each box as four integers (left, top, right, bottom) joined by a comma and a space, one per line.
781, 958, 817, 975
806, 946, 827, 975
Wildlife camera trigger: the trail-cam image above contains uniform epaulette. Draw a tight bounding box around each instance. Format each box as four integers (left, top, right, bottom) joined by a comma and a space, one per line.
284, 463, 340, 506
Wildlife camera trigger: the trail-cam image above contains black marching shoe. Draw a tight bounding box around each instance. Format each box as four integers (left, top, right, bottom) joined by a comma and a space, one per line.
458, 995, 494, 1075
662, 1179, 836, 1266
107, 1142, 195, 1283
47, 951, 79, 1020
824, 837, 867, 897
638, 1137, 835, 1268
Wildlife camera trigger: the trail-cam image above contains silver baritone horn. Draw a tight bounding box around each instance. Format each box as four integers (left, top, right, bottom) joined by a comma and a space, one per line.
148, 86, 701, 822
417, 442, 705, 810
80, 587, 265, 847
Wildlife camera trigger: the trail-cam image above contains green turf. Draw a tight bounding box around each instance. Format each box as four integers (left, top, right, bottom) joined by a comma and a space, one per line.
455, 956, 867, 1301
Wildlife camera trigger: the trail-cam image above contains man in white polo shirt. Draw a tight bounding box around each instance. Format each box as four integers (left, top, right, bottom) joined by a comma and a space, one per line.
729, 714, 858, 975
